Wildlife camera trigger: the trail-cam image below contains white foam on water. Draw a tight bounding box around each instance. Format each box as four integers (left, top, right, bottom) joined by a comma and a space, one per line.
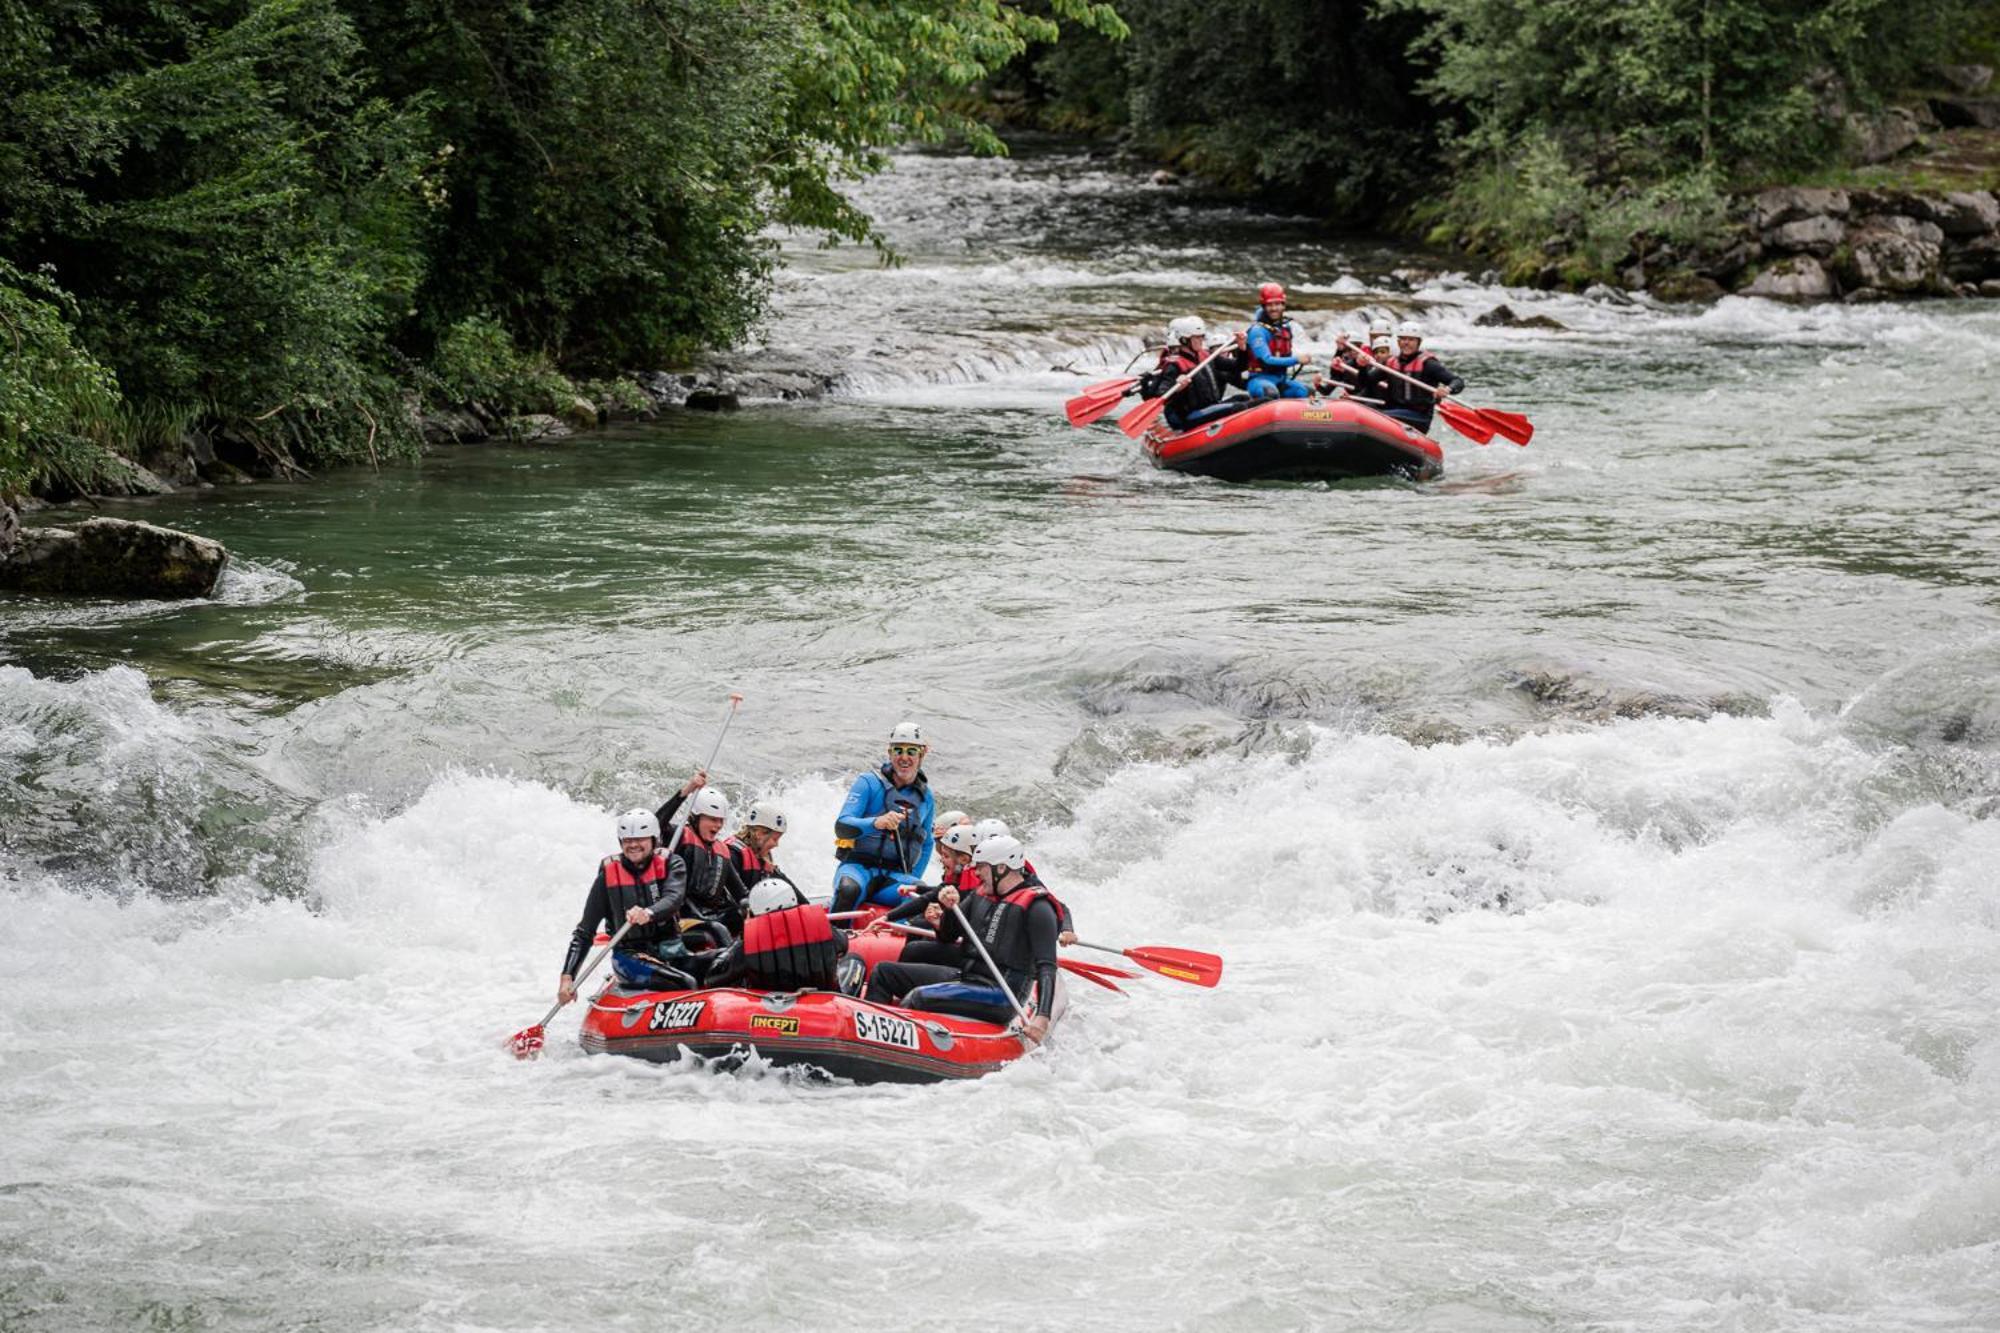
4, 694, 1995, 1330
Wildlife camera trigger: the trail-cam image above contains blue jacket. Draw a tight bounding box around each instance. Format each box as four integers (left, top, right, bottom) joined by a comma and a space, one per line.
834, 764, 934, 880
1244, 312, 1302, 375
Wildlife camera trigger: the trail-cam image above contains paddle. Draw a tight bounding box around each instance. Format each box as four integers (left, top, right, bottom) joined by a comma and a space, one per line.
866, 917, 1128, 993
508, 692, 744, 1060
1117, 340, 1236, 439
1070, 939, 1223, 988
948, 902, 1040, 1038
1065, 376, 1139, 427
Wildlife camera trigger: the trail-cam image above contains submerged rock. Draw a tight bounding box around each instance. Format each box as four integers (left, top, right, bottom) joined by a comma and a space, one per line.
0, 516, 227, 599
507, 413, 572, 442
1473, 303, 1568, 330
1511, 668, 1759, 723
1648, 270, 1727, 303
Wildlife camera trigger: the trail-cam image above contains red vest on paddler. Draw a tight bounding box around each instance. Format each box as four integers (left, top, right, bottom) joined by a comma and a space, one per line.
1384, 351, 1433, 407
603, 852, 670, 892
601, 852, 677, 942
740, 903, 840, 991
724, 835, 765, 876
1248, 318, 1293, 373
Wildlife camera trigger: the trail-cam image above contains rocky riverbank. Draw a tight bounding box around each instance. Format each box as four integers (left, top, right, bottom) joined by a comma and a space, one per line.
1629, 183, 2000, 304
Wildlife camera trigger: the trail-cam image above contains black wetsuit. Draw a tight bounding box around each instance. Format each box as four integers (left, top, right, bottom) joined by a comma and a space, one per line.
1362, 352, 1465, 431
864, 877, 1062, 1024
653, 790, 749, 941
560, 852, 691, 988
1141, 345, 1253, 432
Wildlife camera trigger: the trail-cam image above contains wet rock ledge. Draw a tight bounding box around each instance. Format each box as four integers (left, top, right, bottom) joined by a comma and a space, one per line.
0, 508, 227, 600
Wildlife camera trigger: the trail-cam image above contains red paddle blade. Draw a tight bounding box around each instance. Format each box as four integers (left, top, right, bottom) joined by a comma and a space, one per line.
1438, 401, 1496, 445
1059, 959, 1125, 993
1117, 396, 1168, 438
1066, 382, 1136, 427
508, 1026, 545, 1060
1082, 374, 1137, 397
1125, 946, 1223, 987
1061, 957, 1139, 980
1471, 407, 1533, 445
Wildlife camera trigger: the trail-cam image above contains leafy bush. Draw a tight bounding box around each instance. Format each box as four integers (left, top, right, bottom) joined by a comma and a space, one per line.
0, 259, 126, 496
430, 316, 574, 415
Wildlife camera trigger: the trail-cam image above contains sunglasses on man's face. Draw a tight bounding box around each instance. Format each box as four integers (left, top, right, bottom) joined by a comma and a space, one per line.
889, 744, 924, 757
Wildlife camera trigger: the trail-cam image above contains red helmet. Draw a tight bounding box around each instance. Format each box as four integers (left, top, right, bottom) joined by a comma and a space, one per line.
1257, 281, 1286, 305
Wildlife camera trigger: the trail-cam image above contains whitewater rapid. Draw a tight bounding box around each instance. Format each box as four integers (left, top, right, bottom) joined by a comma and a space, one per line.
4, 142, 1999, 1330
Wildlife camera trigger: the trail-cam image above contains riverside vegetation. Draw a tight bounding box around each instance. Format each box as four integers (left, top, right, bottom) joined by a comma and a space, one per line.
0, 0, 1124, 500
3, 0, 1997, 508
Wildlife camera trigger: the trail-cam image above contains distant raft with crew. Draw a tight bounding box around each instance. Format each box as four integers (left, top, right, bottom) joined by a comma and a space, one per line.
1145, 394, 1442, 482
1063, 280, 1532, 483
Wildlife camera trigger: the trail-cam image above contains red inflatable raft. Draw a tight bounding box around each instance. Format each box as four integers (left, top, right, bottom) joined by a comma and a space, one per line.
1146, 396, 1443, 482
576, 927, 1065, 1084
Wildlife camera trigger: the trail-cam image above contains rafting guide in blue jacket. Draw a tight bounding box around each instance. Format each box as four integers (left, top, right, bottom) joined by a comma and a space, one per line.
830, 720, 937, 912
1243, 281, 1313, 401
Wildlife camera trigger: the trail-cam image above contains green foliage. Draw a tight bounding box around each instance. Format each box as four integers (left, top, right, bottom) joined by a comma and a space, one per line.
1379, 0, 1991, 280
430, 316, 573, 415
2, 0, 430, 477
0, 259, 125, 495
772, 0, 1129, 244
2, 0, 1113, 495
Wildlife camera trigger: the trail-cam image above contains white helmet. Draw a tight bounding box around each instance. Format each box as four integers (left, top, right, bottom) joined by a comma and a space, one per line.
1367, 316, 1392, 337
685, 787, 729, 822
932, 809, 969, 837
1166, 315, 1207, 344
743, 798, 786, 834
970, 818, 1010, 848
1395, 320, 1424, 339
616, 809, 660, 841
746, 878, 802, 917
972, 834, 1027, 871
939, 824, 981, 856
888, 720, 924, 745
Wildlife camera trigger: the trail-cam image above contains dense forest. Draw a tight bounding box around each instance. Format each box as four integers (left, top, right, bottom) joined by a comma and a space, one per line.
3, 0, 1994, 498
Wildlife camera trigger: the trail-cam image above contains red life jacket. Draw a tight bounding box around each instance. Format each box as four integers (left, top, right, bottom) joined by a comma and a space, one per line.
1157, 346, 1199, 375
724, 835, 766, 876
739, 903, 840, 991
601, 852, 678, 945
603, 852, 669, 891
1247, 317, 1294, 374
1383, 351, 1434, 408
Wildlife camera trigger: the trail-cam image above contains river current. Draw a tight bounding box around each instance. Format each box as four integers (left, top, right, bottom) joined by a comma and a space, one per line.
3, 143, 1999, 1331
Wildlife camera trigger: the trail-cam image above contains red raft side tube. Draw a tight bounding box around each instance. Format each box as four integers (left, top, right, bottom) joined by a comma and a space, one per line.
1146, 396, 1444, 482
575, 931, 1067, 1084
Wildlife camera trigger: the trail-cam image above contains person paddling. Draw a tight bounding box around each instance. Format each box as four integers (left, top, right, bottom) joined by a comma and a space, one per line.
556, 809, 697, 1006
724, 798, 787, 888
830, 721, 937, 913
1361, 321, 1464, 433
864, 835, 1063, 1042
1140, 317, 1252, 431
1243, 282, 1313, 401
